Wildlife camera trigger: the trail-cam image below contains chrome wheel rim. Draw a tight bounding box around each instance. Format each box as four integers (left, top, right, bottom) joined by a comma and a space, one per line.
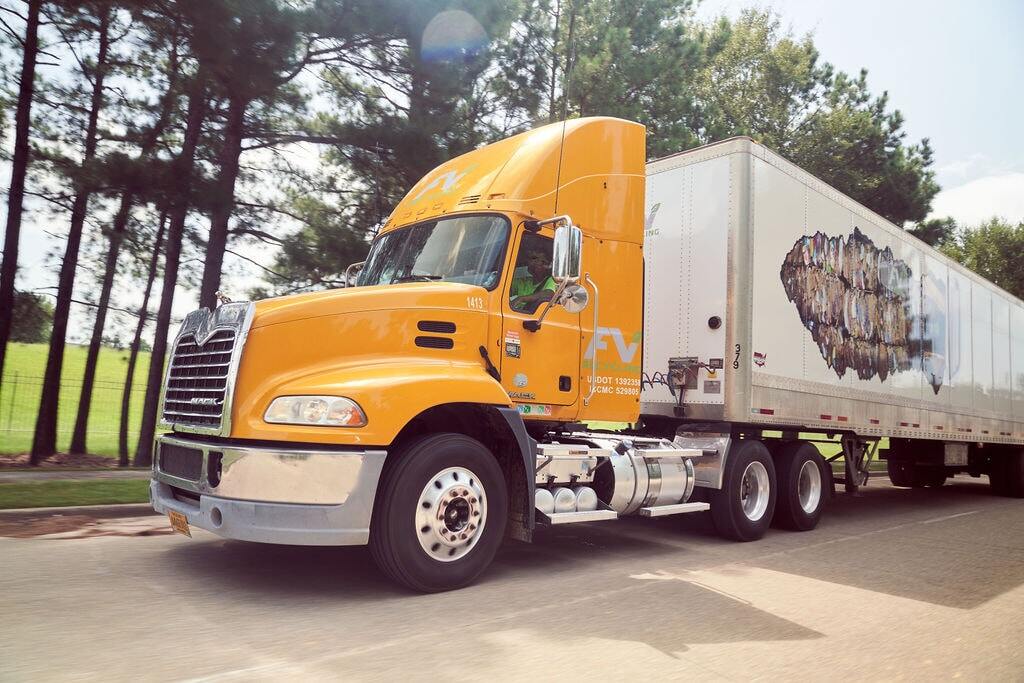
798, 459, 822, 514
740, 461, 770, 522
416, 467, 486, 563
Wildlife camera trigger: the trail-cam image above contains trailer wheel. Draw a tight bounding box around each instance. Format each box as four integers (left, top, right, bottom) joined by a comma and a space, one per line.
772, 442, 826, 531
888, 460, 946, 488
709, 440, 776, 542
370, 433, 508, 592
886, 459, 916, 488
920, 467, 947, 488
990, 450, 1024, 498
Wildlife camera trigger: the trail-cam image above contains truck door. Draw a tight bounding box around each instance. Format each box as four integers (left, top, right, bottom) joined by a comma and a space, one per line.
500, 230, 581, 407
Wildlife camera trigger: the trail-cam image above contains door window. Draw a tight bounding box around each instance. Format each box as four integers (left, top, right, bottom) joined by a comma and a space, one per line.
509, 232, 557, 313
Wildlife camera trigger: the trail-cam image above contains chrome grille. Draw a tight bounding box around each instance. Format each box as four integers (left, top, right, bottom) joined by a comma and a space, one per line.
159, 301, 253, 434
162, 329, 235, 426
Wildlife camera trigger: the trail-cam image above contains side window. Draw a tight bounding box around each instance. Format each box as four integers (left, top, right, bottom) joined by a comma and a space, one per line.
509, 232, 555, 314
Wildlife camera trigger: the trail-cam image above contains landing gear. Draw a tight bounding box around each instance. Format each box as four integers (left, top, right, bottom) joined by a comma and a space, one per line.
709, 440, 776, 541
370, 433, 508, 592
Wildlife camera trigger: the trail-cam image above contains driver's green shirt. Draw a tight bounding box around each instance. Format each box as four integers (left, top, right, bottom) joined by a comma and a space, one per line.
511, 275, 556, 298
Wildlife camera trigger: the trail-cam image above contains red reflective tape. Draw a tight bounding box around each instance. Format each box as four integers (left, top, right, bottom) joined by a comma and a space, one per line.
837, 416, 849, 422
869, 419, 880, 425
899, 422, 910, 427
820, 414, 832, 421
935, 426, 944, 430
912, 423, 920, 428
753, 408, 774, 415
982, 430, 990, 434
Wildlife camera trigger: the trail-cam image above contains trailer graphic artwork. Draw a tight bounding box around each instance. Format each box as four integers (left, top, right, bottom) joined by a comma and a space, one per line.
779, 227, 945, 394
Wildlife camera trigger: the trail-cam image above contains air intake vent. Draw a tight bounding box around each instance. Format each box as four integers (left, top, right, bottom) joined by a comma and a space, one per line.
159, 443, 204, 481
418, 320, 456, 334
416, 336, 454, 350
457, 194, 481, 205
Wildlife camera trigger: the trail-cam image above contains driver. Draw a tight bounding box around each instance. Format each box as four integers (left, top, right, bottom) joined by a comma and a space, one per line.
510, 241, 556, 313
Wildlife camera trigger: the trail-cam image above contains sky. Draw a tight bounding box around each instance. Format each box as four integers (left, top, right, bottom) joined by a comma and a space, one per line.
694, 0, 1024, 225
1, 0, 1022, 344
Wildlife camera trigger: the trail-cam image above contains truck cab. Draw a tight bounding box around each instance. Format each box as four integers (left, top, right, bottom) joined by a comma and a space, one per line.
151, 118, 703, 592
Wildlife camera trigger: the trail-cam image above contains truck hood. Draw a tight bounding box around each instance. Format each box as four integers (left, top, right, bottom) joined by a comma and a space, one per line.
250, 282, 486, 330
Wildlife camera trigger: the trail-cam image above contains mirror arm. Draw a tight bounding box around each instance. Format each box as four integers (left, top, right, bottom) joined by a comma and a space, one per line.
525, 215, 573, 233
583, 273, 599, 406
523, 279, 570, 333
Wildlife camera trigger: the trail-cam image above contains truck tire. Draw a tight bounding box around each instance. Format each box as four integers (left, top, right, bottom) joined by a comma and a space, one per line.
709, 440, 776, 542
370, 433, 508, 592
920, 467, 947, 488
888, 460, 946, 488
886, 459, 916, 488
772, 442, 826, 531
990, 450, 1024, 498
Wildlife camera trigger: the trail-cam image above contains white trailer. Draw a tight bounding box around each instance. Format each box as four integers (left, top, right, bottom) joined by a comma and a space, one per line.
640, 138, 1024, 519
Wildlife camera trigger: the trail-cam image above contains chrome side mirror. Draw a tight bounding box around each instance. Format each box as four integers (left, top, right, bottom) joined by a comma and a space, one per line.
344, 261, 365, 287
559, 284, 589, 313
552, 224, 582, 283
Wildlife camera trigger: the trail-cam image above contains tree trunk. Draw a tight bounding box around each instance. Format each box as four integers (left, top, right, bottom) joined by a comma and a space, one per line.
135, 76, 208, 467
70, 41, 180, 454
198, 95, 247, 310
119, 209, 166, 466
69, 193, 134, 454
30, 7, 112, 463
0, 0, 42, 384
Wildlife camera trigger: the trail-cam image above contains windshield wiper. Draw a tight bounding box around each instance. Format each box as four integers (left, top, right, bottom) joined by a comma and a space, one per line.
392, 274, 443, 283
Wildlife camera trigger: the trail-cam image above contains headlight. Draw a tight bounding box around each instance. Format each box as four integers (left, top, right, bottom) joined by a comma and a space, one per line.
264, 396, 367, 427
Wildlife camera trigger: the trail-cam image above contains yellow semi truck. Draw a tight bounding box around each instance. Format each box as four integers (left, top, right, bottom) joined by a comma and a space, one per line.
151, 117, 1024, 592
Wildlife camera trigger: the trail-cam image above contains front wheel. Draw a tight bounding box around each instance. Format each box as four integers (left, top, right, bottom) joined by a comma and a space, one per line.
370, 433, 508, 592
709, 440, 776, 542
772, 442, 827, 531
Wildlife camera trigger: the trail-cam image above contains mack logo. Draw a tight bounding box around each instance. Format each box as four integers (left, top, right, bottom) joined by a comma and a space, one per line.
585, 327, 640, 363
189, 397, 220, 406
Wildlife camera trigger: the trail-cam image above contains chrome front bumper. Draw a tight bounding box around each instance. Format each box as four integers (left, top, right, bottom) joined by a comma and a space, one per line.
150, 435, 387, 546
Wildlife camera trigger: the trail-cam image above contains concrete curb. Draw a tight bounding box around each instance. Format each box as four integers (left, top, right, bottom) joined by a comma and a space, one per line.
0, 503, 157, 520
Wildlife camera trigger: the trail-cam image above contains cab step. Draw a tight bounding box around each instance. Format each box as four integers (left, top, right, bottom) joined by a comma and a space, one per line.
638, 502, 710, 517
535, 508, 619, 525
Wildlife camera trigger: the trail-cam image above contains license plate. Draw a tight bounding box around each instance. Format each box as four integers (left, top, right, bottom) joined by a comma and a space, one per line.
168, 510, 192, 537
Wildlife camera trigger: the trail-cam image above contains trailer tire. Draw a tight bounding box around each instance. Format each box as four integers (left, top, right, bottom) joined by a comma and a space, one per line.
920, 467, 947, 488
886, 459, 916, 488
990, 450, 1024, 498
709, 440, 776, 542
369, 433, 508, 592
772, 442, 826, 531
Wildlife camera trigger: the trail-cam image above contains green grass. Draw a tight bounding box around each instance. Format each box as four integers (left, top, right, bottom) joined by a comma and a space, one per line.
0, 342, 152, 459
0, 479, 150, 509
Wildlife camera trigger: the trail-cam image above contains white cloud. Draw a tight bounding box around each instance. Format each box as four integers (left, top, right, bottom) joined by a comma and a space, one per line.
930, 173, 1024, 227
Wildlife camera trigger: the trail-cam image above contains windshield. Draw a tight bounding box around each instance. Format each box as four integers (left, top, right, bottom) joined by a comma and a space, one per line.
358, 214, 510, 290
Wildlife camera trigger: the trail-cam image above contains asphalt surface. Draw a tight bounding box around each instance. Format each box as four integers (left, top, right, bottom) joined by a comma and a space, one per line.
2, 475, 1023, 681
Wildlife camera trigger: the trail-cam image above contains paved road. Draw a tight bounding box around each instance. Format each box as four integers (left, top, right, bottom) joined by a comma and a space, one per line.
2, 475, 1023, 681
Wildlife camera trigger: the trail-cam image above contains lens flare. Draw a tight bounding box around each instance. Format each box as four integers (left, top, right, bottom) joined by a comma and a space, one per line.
421, 10, 488, 63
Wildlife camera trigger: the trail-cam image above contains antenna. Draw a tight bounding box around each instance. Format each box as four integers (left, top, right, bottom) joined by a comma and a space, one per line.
552, 0, 577, 215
